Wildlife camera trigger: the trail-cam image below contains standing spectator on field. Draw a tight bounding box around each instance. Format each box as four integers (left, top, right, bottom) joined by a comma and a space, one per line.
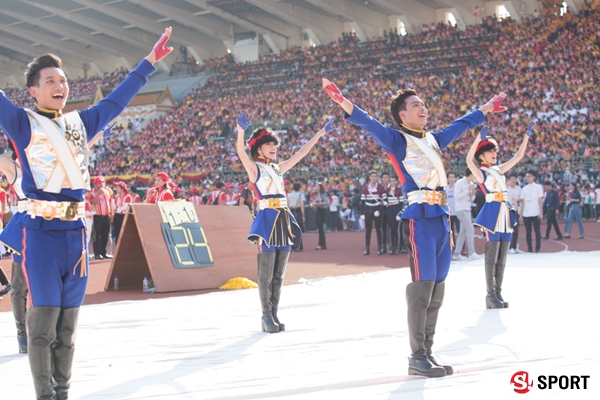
519, 171, 544, 253
542, 181, 563, 240
288, 182, 306, 251
453, 168, 480, 260
506, 174, 523, 253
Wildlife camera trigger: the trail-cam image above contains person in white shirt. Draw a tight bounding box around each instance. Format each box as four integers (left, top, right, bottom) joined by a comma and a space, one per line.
452, 168, 480, 261
328, 189, 341, 232
506, 174, 522, 253
446, 172, 459, 248
519, 171, 544, 253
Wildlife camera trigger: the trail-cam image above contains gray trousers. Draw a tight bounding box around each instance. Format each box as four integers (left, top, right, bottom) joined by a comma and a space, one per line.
454, 210, 475, 256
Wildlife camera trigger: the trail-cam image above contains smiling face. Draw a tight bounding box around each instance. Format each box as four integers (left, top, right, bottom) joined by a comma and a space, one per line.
398, 95, 428, 130
480, 147, 499, 165
28, 67, 69, 110
258, 141, 278, 160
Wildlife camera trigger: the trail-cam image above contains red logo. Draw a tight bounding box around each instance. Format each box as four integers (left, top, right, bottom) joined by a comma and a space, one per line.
511, 371, 533, 394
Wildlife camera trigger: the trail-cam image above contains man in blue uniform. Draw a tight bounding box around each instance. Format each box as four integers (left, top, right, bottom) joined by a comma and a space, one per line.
0, 28, 173, 400
323, 78, 507, 378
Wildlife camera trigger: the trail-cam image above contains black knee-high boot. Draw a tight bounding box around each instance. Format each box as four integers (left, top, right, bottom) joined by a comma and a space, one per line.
424, 281, 453, 375
257, 252, 279, 333
27, 307, 61, 400
53, 308, 80, 400
271, 250, 289, 331
11, 261, 28, 353
494, 241, 510, 308
406, 281, 446, 378
485, 241, 504, 309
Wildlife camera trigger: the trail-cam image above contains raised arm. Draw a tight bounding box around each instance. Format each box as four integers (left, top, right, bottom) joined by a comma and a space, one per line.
498, 121, 533, 174
279, 117, 334, 174
144, 27, 174, 65
236, 112, 258, 182
322, 78, 402, 153
0, 91, 30, 143
81, 27, 173, 139
433, 92, 507, 150
322, 78, 354, 115
466, 126, 488, 184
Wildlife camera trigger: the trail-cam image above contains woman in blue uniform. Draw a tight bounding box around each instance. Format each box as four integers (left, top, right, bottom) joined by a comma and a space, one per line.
467, 123, 533, 309
236, 112, 333, 333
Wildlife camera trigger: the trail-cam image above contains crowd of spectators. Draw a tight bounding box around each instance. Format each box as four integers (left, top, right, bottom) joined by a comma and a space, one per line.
2, 4, 600, 196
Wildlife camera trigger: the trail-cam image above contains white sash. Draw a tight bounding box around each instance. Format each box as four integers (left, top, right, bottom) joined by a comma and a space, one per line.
481, 166, 508, 192
403, 132, 448, 187
26, 110, 86, 193
256, 162, 285, 195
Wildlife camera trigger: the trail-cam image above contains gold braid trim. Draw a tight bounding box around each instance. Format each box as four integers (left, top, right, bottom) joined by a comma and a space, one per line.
72, 229, 88, 277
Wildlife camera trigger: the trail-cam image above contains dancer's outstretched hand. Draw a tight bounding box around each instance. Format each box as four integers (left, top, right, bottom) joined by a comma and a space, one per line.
479, 125, 489, 141
147, 27, 174, 64
489, 92, 507, 113
480, 92, 507, 114
237, 112, 252, 130
526, 120, 534, 137
324, 116, 335, 133
322, 78, 344, 104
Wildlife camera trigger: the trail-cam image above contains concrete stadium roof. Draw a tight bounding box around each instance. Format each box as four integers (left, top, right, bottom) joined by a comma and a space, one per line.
0, 0, 583, 87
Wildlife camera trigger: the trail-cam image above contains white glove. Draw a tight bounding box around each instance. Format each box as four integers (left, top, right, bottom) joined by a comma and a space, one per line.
374, 211, 380, 217
396, 215, 401, 221
360, 215, 365, 221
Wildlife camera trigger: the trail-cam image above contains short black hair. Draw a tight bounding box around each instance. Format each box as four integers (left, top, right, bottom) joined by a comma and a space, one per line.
526, 170, 537, 177
293, 182, 301, 191
464, 167, 472, 177
247, 127, 280, 158
543, 181, 553, 187
390, 88, 418, 127
381, 172, 390, 177
508, 173, 518, 179
475, 139, 499, 162
215, 181, 224, 189
24, 54, 63, 88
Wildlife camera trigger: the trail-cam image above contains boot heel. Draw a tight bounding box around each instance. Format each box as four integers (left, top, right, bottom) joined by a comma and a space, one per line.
273, 317, 285, 331
486, 296, 504, 309
261, 317, 279, 333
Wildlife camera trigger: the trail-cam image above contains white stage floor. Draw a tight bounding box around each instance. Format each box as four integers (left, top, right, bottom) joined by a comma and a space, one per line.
2, 251, 599, 399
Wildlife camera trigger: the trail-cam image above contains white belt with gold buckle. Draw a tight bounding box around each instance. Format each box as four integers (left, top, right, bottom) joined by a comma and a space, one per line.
407, 190, 447, 206
18, 199, 85, 221
257, 198, 288, 210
